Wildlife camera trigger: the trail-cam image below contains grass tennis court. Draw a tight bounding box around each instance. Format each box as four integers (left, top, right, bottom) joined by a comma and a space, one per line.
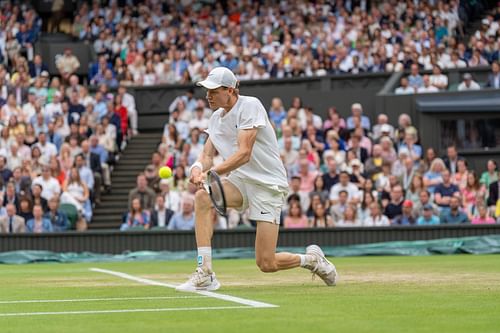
1, 255, 499, 333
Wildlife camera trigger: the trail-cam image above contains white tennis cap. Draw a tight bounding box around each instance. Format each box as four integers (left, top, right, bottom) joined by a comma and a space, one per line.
196, 67, 237, 89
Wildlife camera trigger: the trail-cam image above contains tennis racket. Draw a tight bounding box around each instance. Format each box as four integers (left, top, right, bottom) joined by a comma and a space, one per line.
206, 170, 227, 216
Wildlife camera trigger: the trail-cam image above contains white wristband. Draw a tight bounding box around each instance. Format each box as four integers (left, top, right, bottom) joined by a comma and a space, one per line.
188, 161, 203, 177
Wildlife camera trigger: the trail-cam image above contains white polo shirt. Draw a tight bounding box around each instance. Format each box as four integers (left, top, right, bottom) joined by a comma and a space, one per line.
206, 95, 288, 190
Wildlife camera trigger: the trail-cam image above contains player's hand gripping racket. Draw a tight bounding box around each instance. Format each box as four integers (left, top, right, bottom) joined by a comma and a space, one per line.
206, 170, 227, 216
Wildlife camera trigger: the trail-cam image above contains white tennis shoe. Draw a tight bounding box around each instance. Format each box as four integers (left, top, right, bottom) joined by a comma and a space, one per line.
176, 267, 221, 292
305, 245, 338, 286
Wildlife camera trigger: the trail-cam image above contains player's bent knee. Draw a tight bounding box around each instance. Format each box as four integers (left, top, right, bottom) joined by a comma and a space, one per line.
256, 258, 278, 273
194, 189, 211, 208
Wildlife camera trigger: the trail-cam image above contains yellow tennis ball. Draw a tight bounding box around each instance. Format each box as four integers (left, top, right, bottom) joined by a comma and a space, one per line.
158, 166, 172, 179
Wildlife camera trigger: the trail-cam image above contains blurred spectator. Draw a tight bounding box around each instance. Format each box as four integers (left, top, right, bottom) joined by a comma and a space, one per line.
417, 75, 439, 93
471, 205, 495, 224
364, 202, 390, 226
393, 200, 417, 225
321, 157, 339, 192
120, 197, 151, 231
288, 176, 310, 213
359, 191, 376, 222
452, 159, 469, 190
429, 65, 448, 90
44, 197, 69, 232
118, 85, 139, 135
18, 196, 34, 222
329, 172, 361, 206
346, 103, 370, 131
32, 165, 61, 201
56, 48, 80, 84
26, 204, 53, 233
0, 156, 13, 183
440, 197, 469, 224
384, 185, 405, 221
29, 54, 48, 78
3, 180, 20, 211
284, 201, 308, 229
480, 160, 498, 191
128, 173, 156, 212
330, 190, 349, 222
0, 203, 25, 233
372, 115, 394, 141
417, 205, 440, 225
460, 171, 485, 212
309, 202, 333, 228
168, 195, 195, 231
80, 141, 105, 201
434, 170, 460, 212
423, 158, 446, 193
60, 167, 91, 224
295, 158, 318, 193
443, 145, 465, 175
408, 64, 423, 90
151, 195, 174, 229
88, 136, 111, 192
336, 204, 361, 227
486, 62, 500, 89
268, 98, 286, 128
457, 73, 481, 91
414, 190, 439, 218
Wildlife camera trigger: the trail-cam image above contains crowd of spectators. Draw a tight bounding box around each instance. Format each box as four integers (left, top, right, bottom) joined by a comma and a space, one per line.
394, 61, 500, 94
73, 0, 493, 87
0, 3, 141, 234
124, 89, 500, 231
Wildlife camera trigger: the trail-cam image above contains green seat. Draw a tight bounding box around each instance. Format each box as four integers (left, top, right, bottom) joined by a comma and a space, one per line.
126, 226, 147, 231
59, 204, 79, 230
150, 226, 168, 231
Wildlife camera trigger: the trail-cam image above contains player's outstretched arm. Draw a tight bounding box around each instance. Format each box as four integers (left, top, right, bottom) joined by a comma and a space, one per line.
213, 128, 257, 175
189, 137, 216, 185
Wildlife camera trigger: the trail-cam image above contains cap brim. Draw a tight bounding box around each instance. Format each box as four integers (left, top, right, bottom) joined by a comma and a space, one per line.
196, 79, 221, 89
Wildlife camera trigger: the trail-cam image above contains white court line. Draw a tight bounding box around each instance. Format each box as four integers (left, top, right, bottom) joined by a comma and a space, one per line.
90, 268, 278, 308
0, 306, 250, 317
0, 296, 205, 305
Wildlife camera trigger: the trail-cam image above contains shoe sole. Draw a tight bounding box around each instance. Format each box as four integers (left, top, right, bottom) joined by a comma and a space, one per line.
306, 245, 338, 286
175, 279, 221, 292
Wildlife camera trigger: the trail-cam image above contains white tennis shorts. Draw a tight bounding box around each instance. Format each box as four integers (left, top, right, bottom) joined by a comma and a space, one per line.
226, 174, 288, 225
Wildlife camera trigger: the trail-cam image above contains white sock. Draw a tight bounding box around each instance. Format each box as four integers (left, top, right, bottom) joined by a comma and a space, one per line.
197, 247, 212, 271
299, 254, 314, 268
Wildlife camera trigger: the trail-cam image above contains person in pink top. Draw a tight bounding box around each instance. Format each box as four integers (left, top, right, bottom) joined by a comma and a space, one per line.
461, 171, 484, 212
284, 201, 309, 229
471, 205, 495, 224
297, 158, 318, 193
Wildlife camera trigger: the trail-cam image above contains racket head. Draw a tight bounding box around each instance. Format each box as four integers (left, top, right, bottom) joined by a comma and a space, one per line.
207, 170, 227, 216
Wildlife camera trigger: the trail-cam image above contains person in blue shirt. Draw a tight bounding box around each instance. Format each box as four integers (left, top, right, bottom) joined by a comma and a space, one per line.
47, 121, 63, 152
434, 170, 460, 212
89, 135, 108, 164
268, 98, 287, 128
44, 197, 69, 232
168, 196, 195, 231
93, 91, 108, 121
27, 204, 53, 233
346, 103, 370, 131
417, 204, 440, 225
393, 200, 417, 225
440, 197, 469, 224
74, 154, 94, 192
408, 64, 424, 89
220, 51, 239, 71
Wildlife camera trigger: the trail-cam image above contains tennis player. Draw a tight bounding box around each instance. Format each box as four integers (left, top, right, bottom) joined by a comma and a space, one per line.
176, 67, 337, 291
